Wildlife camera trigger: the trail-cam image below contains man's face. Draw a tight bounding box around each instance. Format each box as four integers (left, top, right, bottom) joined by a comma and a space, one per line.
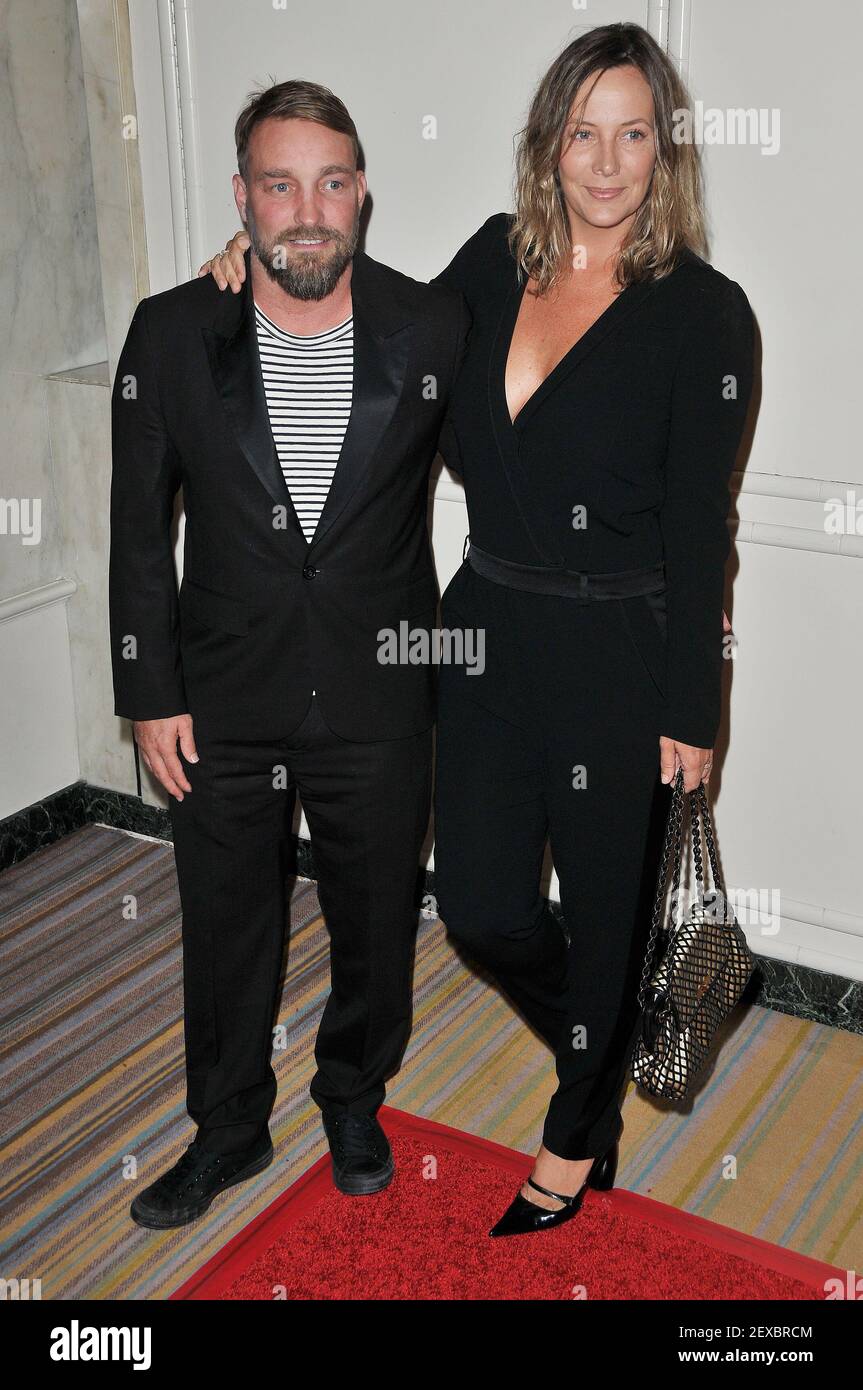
233, 116, 366, 300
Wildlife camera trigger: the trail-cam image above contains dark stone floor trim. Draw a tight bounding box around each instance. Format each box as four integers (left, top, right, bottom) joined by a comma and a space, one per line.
2, 780, 860, 1035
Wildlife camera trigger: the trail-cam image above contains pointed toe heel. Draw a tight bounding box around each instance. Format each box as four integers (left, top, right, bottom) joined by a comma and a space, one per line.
489, 1139, 619, 1237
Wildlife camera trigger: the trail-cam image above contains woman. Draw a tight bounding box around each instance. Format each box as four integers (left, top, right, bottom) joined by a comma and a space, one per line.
200, 22, 754, 1237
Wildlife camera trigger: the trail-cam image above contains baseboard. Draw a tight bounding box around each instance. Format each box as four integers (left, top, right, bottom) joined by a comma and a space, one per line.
2, 779, 861, 1036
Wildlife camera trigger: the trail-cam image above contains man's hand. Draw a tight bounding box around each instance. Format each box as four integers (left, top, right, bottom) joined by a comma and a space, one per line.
198, 231, 250, 292
659, 736, 713, 791
133, 714, 198, 801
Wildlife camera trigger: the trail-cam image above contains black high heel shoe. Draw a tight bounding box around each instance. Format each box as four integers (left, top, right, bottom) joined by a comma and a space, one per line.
488, 1139, 618, 1237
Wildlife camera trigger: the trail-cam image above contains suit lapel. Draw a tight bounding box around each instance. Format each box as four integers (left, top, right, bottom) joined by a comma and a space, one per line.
310, 249, 413, 548
201, 256, 302, 544
202, 247, 413, 553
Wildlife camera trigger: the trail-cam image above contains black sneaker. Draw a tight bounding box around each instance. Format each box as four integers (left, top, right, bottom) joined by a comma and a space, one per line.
321, 1111, 394, 1195
130, 1131, 273, 1229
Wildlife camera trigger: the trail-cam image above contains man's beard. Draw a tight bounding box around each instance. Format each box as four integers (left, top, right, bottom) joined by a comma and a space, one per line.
245, 206, 359, 300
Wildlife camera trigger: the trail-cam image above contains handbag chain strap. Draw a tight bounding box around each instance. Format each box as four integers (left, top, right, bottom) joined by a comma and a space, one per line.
637, 769, 727, 1009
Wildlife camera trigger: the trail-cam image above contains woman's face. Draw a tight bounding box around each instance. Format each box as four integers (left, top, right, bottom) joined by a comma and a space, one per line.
557, 64, 657, 241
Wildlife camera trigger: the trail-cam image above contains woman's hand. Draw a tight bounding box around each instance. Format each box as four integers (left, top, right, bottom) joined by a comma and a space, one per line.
660, 736, 713, 791
197, 230, 250, 292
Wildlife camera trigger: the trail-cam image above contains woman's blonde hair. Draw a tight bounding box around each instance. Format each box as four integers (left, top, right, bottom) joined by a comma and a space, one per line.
510, 22, 706, 292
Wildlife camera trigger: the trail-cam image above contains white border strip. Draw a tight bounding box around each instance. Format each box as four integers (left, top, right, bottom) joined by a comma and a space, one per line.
169, 0, 207, 274
660, 0, 693, 78
155, 0, 192, 282
0, 580, 78, 624
431, 473, 863, 557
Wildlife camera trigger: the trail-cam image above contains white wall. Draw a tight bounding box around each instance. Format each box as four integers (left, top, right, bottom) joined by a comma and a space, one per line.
115, 0, 863, 979
0, 0, 106, 818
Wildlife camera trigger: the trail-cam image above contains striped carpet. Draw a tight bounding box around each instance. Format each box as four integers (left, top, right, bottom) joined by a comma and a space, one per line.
1, 823, 860, 1299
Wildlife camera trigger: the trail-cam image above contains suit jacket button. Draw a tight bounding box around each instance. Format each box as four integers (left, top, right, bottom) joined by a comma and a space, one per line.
302, 565, 318, 579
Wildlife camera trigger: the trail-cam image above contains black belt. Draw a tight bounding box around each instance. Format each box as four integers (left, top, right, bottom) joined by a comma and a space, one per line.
464, 541, 665, 601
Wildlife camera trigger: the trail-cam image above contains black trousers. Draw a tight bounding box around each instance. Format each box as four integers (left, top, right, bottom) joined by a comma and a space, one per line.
169, 693, 432, 1155
433, 563, 668, 1160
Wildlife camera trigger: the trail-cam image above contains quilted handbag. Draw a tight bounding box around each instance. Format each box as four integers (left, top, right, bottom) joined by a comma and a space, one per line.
630, 768, 756, 1100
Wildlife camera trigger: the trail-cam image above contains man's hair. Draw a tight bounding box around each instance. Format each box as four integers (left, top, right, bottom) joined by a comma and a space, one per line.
235, 78, 362, 181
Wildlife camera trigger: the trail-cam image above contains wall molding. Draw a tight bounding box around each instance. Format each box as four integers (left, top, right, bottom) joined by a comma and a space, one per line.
431, 471, 863, 558
654, 0, 693, 79
732, 471, 862, 502
0, 580, 78, 625
156, 0, 190, 281
153, 0, 204, 281
726, 519, 863, 558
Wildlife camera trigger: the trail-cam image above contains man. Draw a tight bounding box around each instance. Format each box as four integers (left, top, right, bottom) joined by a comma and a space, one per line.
109, 79, 469, 1228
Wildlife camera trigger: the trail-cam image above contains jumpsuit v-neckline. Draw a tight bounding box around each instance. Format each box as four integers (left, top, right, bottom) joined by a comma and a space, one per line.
495, 271, 637, 432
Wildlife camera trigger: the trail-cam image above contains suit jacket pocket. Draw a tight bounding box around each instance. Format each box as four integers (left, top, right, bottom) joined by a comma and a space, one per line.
180, 577, 249, 637
616, 590, 667, 697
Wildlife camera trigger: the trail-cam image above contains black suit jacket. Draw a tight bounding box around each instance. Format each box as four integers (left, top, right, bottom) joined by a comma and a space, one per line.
431, 213, 756, 749
109, 247, 469, 740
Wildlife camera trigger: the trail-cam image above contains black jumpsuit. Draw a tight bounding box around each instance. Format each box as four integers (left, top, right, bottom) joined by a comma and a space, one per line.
430, 212, 755, 1160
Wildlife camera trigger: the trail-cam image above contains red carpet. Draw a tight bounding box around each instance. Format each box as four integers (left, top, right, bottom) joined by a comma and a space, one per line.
171, 1108, 841, 1300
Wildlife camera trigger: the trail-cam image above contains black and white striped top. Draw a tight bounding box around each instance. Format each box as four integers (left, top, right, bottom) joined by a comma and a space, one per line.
254, 301, 354, 543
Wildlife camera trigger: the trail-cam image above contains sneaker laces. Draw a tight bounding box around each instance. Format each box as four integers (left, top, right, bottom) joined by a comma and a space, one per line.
327, 1114, 380, 1162
157, 1144, 225, 1195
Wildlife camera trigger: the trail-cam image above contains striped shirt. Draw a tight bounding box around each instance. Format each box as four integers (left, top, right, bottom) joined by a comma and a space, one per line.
254, 301, 354, 542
